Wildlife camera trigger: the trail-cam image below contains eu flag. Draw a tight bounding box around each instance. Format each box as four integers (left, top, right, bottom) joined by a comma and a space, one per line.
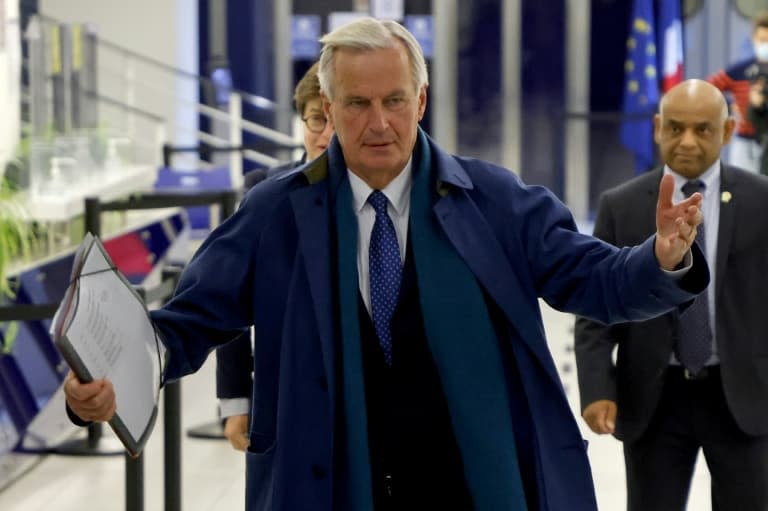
621, 0, 660, 173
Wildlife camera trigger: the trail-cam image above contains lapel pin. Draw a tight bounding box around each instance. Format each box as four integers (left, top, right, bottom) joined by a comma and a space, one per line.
721, 191, 732, 203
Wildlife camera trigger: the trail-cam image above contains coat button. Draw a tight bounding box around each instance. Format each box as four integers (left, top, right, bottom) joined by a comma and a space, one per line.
311, 464, 327, 480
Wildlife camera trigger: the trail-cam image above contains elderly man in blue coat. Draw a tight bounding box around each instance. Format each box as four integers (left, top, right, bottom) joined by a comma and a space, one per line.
65, 17, 707, 511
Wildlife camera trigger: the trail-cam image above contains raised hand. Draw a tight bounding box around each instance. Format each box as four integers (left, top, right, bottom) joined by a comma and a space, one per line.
654, 173, 703, 271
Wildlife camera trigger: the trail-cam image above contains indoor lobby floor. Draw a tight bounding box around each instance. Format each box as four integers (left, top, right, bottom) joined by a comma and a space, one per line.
0, 301, 712, 511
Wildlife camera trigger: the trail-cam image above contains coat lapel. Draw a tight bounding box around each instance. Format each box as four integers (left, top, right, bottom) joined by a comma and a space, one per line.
715, 165, 735, 301
428, 142, 563, 387
289, 154, 337, 397
642, 170, 663, 233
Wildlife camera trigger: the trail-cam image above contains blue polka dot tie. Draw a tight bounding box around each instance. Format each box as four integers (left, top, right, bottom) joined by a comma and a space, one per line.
368, 190, 402, 366
676, 179, 713, 375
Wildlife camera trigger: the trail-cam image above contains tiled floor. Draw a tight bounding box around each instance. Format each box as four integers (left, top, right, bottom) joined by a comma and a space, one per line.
539, 302, 712, 511
0, 302, 712, 510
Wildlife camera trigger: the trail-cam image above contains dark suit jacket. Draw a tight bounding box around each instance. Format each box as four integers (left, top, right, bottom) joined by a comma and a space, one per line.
152, 132, 707, 511
575, 165, 768, 443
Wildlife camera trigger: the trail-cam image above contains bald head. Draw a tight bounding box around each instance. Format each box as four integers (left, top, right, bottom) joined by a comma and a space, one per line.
654, 79, 735, 178
659, 79, 729, 122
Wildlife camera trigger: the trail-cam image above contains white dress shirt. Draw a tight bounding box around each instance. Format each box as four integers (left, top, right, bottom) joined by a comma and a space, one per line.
220, 160, 414, 419
665, 161, 720, 365
347, 159, 413, 314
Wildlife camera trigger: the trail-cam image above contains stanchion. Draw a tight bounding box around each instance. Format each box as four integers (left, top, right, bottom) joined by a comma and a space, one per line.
75, 191, 237, 505
52, 422, 124, 456
164, 380, 182, 511
158, 266, 183, 511
0, 300, 124, 457
185, 418, 225, 439
125, 451, 144, 511
122, 264, 182, 510
42, 197, 124, 457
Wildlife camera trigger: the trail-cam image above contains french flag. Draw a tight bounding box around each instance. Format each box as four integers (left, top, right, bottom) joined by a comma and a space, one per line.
659, 0, 684, 92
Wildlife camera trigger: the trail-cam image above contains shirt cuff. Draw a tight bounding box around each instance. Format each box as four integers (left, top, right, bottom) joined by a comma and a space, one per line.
661, 249, 693, 279
66, 403, 92, 427
218, 398, 250, 419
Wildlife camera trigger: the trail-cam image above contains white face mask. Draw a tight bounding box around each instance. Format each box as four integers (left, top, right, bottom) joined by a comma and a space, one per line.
756, 42, 768, 61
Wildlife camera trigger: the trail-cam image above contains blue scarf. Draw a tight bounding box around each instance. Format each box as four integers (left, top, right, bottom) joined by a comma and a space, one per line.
335, 130, 527, 510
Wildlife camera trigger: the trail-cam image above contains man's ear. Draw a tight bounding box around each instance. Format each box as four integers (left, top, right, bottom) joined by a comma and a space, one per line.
417, 85, 428, 121
721, 117, 736, 145
653, 113, 662, 144
321, 91, 333, 122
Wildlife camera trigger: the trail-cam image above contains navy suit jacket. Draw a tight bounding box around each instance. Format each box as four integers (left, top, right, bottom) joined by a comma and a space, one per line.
151, 133, 707, 511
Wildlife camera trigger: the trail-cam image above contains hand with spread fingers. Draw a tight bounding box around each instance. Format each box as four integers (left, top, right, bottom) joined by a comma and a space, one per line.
654, 173, 703, 270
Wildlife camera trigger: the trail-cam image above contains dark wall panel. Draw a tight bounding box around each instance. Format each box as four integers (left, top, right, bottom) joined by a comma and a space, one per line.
520, 0, 565, 193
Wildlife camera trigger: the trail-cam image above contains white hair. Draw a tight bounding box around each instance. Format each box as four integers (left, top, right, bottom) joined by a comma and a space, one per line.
318, 17, 429, 100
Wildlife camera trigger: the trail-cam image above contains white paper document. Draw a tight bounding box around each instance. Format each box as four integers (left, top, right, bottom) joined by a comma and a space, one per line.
52, 233, 165, 456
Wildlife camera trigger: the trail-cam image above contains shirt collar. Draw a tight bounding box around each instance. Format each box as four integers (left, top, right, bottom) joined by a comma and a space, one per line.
347, 157, 413, 215
663, 160, 721, 197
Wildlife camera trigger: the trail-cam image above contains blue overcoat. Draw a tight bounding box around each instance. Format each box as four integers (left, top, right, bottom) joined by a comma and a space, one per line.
151, 132, 707, 510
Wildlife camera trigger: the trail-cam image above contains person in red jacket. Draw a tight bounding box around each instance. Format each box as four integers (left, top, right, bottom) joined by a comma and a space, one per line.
708, 11, 768, 173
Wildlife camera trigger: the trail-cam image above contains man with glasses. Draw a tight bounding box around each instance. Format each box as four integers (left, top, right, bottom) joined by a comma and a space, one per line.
242, 62, 334, 190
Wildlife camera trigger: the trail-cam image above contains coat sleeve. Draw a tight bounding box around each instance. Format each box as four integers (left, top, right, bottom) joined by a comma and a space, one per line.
150, 189, 272, 381
511, 180, 708, 325
216, 330, 253, 399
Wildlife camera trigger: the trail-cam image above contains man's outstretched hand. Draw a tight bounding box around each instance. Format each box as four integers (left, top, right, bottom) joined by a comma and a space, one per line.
655, 173, 703, 271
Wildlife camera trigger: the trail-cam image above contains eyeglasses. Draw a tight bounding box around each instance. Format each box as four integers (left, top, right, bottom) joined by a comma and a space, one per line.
302, 114, 328, 133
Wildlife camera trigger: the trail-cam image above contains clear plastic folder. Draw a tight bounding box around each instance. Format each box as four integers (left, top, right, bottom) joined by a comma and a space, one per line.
52, 233, 166, 456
